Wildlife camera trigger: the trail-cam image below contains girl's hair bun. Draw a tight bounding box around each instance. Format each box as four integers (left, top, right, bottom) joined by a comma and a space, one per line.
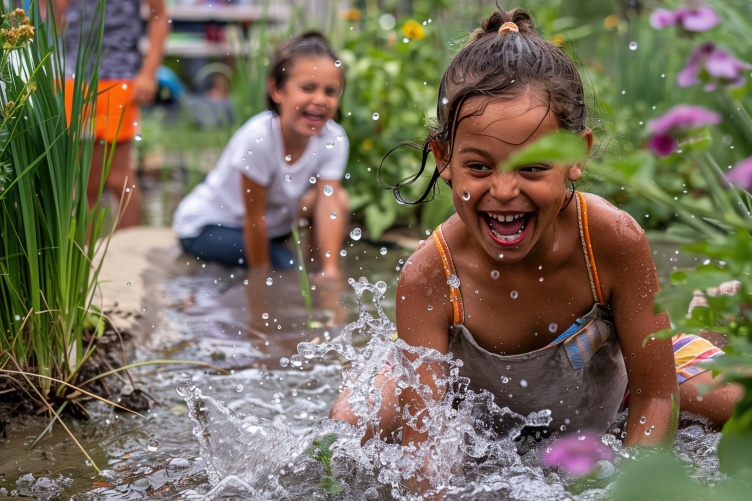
469, 8, 535, 42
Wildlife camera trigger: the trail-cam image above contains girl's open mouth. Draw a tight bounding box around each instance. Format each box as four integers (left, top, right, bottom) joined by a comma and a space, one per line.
303, 111, 326, 124
484, 212, 534, 245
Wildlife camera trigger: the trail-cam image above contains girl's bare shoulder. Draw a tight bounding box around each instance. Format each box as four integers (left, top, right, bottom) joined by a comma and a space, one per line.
580, 192, 648, 251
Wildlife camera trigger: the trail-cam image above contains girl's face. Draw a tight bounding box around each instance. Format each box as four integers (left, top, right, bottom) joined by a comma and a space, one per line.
432, 91, 591, 264
270, 55, 342, 140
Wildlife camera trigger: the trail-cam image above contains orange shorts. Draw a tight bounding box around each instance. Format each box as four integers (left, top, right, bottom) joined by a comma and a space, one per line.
64, 79, 140, 143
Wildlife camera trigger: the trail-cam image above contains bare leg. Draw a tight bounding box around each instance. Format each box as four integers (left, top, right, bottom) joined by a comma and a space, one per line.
87, 140, 141, 229
329, 373, 402, 444
680, 370, 743, 427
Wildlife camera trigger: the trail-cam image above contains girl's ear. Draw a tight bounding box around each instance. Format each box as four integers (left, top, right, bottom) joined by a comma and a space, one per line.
567, 127, 593, 182
429, 140, 451, 181
268, 77, 282, 105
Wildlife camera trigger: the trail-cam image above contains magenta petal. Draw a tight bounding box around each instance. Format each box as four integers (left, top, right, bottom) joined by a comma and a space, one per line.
677, 61, 700, 87
725, 157, 752, 191
680, 6, 721, 32
650, 8, 678, 29
648, 135, 677, 156
706, 49, 741, 79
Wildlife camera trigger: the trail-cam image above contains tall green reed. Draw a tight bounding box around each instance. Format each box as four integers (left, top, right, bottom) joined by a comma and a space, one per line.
0, 0, 109, 397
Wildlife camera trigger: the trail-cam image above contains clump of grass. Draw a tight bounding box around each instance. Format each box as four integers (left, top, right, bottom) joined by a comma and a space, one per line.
0, 1, 109, 401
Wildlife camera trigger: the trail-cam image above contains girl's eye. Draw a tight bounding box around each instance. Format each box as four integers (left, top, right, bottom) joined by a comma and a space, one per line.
325, 87, 339, 96
519, 165, 548, 173
301, 85, 315, 92
468, 163, 491, 171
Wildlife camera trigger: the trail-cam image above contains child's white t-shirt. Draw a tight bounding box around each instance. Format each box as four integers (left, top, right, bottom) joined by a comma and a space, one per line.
172, 111, 349, 239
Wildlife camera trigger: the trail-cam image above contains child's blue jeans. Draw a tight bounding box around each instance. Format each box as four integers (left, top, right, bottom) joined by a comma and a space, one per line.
179, 225, 296, 269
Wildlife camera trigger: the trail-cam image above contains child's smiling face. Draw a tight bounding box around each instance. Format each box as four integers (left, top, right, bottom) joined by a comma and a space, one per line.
271, 55, 342, 139
432, 90, 590, 264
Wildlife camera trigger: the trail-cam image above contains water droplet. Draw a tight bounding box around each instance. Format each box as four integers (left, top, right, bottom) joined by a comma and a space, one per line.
309, 177, 317, 184
441, 97, 449, 105
539, 277, 544, 282
235, 384, 244, 392
285, 154, 292, 162
461, 189, 471, 201
427, 305, 433, 311
340, 250, 347, 257
284, 174, 292, 182
325, 141, 335, 149
628, 41, 638, 50
344, 173, 350, 179
262, 313, 269, 320
447, 274, 461, 288
134, 133, 143, 141
380, 247, 387, 255
323, 185, 334, 196
510, 290, 518, 299
330, 212, 337, 219
147, 439, 159, 452
520, 379, 528, 388
334, 60, 342, 67
350, 228, 362, 240
491, 270, 500, 279
126, 282, 132, 287
639, 416, 647, 424
266, 278, 273, 286
548, 323, 558, 333
280, 357, 290, 367
325, 251, 331, 257
243, 279, 249, 285
337, 133, 344, 141
372, 113, 380, 120
501, 376, 510, 383
645, 426, 653, 435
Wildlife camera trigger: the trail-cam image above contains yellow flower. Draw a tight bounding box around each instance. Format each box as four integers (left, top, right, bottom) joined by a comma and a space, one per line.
401, 20, 425, 41
603, 15, 620, 30
362, 138, 374, 151
340, 8, 362, 22
551, 34, 565, 47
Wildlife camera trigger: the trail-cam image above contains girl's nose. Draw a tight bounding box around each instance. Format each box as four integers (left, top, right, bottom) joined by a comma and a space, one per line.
489, 171, 520, 201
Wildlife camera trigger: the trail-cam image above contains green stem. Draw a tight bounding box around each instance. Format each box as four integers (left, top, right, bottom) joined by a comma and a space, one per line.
291, 225, 313, 328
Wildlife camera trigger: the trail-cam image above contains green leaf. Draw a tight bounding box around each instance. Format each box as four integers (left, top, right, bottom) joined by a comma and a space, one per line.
501, 131, 589, 171
320, 475, 345, 494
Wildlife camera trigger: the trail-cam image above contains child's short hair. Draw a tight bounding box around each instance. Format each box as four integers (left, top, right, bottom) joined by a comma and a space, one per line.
266, 31, 343, 115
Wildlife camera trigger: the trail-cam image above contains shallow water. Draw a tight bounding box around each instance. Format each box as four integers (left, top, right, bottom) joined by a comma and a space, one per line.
0, 235, 722, 500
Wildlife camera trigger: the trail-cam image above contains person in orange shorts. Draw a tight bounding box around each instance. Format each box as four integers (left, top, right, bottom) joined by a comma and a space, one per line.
48, 0, 169, 228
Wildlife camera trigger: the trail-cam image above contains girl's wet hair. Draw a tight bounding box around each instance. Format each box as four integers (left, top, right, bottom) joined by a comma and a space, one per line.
266, 31, 344, 115
386, 8, 586, 204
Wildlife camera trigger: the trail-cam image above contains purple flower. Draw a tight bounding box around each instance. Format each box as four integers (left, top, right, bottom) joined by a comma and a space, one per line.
543, 432, 614, 477
725, 157, 752, 191
678, 42, 752, 91
650, 4, 721, 32
647, 105, 721, 156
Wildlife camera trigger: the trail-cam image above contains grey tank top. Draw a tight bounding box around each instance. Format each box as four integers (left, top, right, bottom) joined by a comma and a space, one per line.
63, 0, 144, 80
437, 192, 628, 435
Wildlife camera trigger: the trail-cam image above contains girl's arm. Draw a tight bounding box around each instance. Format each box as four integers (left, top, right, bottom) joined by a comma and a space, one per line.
242, 175, 271, 269
313, 179, 346, 278
395, 243, 453, 488
592, 198, 679, 446
132, 0, 169, 105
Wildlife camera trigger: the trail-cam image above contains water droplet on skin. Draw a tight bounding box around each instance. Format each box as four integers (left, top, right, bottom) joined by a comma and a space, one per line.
548, 323, 558, 333
126, 282, 132, 286
325, 251, 331, 257
461, 189, 470, 201
330, 213, 337, 219
262, 313, 269, 320
284, 174, 292, 182
447, 274, 460, 288
372, 113, 380, 120
350, 228, 362, 240
628, 41, 638, 50
380, 247, 387, 255
309, 177, 317, 184
539, 277, 544, 282
334, 60, 342, 67
134, 133, 143, 141
325, 141, 335, 149
510, 290, 518, 299
491, 270, 500, 279
266, 278, 273, 286
147, 439, 159, 452
243, 279, 249, 285
427, 305, 433, 311
639, 416, 647, 424
323, 185, 334, 196
285, 154, 292, 162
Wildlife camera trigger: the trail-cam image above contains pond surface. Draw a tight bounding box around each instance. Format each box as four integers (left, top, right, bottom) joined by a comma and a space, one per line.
0, 232, 723, 500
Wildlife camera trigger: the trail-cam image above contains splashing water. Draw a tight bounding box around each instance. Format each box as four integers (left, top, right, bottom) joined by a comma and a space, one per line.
179, 278, 729, 500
